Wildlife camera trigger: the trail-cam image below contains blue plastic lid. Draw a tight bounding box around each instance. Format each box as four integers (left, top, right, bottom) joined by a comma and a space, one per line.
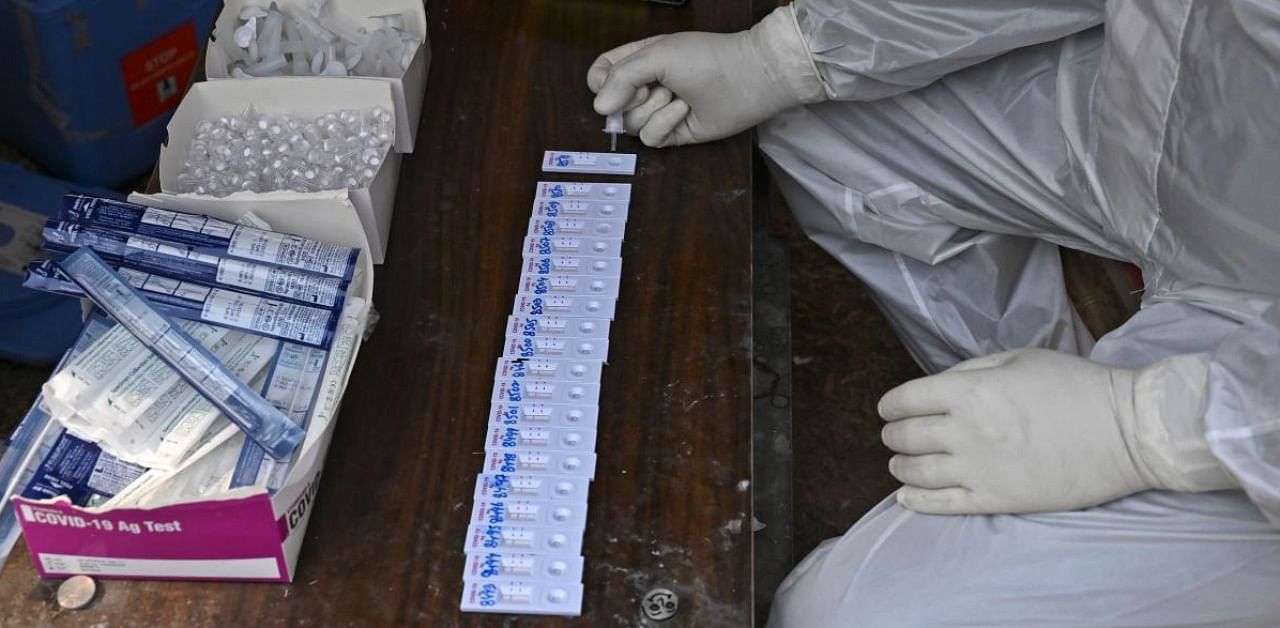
0, 160, 123, 364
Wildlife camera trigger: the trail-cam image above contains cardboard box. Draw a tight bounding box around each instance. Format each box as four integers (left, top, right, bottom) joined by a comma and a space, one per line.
11, 190, 374, 583
158, 77, 402, 263
205, 0, 429, 153
0, 0, 222, 186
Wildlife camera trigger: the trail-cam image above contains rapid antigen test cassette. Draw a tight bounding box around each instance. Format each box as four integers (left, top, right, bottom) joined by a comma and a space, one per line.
489, 403, 600, 429
512, 294, 616, 320
474, 473, 590, 502
531, 198, 629, 222
529, 217, 626, 239
464, 524, 584, 555
471, 498, 589, 529
482, 449, 598, 478
494, 357, 604, 383
502, 335, 610, 361
542, 151, 637, 176
464, 552, 585, 583
521, 254, 623, 278
523, 235, 624, 259
517, 274, 621, 299
492, 378, 602, 406
465, 160, 639, 619
485, 425, 599, 454
460, 580, 584, 616
535, 181, 630, 202
506, 316, 612, 339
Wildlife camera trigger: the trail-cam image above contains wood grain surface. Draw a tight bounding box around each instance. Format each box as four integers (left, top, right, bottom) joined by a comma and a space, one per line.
0, 1, 754, 625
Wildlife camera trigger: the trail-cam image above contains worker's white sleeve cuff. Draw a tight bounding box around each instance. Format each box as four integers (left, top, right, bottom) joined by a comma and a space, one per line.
755, 5, 832, 105
1132, 353, 1240, 492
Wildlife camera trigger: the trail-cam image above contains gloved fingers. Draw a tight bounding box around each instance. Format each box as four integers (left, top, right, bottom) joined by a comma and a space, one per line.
663, 112, 701, 147
896, 486, 975, 514
946, 351, 1020, 373
593, 36, 670, 115
627, 86, 653, 114
888, 454, 963, 489
623, 86, 674, 135
639, 98, 692, 147
877, 373, 964, 421
587, 35, 665, 94
881, 415, 952, 455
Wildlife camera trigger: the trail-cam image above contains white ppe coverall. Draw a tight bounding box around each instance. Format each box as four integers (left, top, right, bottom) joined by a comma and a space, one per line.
756, 0, 1280, 625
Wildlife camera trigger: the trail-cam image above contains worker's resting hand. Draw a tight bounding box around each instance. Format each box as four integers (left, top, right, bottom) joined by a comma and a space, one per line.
586, 6, 827, 147
878, 349, 1239, 515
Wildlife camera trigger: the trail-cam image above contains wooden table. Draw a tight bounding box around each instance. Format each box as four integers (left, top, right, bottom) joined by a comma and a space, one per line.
0, 0, 755, 625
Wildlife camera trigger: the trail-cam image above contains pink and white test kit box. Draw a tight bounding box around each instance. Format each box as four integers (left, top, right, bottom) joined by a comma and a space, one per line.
11, 192, 373, 582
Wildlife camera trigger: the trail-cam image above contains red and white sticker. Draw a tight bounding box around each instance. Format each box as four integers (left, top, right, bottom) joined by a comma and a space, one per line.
118, 22, 199, 128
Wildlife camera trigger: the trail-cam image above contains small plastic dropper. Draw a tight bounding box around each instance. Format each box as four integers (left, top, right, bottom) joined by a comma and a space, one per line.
603, 113, 624, 152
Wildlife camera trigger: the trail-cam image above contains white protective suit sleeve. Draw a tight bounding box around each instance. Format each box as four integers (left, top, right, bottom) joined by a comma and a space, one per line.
795, 0, 1106, 101
1205, 301, 1280, 526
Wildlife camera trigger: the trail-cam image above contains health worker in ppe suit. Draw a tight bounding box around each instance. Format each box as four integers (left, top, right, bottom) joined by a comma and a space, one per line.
590, 1, 1280, 625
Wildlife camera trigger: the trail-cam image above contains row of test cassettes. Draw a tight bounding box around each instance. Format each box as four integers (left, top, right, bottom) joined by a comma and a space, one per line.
460, 151, 636, 616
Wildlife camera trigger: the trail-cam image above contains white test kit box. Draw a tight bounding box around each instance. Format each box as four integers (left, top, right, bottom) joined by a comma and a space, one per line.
205, 0, 430, 153
12, 191, 374, 582
158, 77, 402, 263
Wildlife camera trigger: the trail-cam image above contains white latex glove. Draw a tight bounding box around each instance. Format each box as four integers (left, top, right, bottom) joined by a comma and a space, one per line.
586, 6, 828, 147
878, 349, 1238, 515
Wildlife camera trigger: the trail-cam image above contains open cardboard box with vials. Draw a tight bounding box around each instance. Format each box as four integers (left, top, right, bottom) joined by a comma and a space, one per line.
10, 191, 374, 582
205, 0, 430, 154
158, 77, 402, 263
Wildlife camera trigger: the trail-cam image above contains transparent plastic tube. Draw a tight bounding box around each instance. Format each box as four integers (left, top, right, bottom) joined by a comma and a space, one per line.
58, 248, 304, 460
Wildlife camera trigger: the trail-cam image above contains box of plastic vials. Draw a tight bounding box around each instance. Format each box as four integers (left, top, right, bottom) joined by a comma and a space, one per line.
157, 77, 403, 263
205, 0, 430, 153
9, 191, 373, 582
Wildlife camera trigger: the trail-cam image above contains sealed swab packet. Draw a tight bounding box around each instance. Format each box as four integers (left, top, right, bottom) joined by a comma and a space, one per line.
41, 319, 281, 471
105, 333, 279, 470
20, 430, 147, 508
0, 315, 122, 566
25, 259, 340, 350
41, 321, 231, 441
229, 342, 327, 491
57, 248, 305, 461
60, 194, 359, 280
42, 222, 349, 308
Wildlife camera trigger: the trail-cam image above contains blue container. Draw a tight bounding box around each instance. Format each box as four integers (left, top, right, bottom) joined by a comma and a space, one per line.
0, 0, 221, 187
0, 161, 122, 364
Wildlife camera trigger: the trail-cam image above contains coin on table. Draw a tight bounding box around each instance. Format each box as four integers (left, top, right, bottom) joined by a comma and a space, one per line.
56, 575, 96, 610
